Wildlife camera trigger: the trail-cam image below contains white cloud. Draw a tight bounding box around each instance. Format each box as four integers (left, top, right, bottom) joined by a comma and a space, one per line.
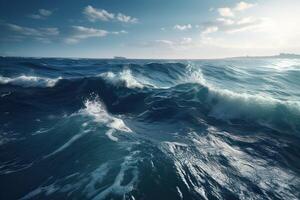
39, 9, 52, 17
180, 37, 192, 45
116, 13, 138, 23
202, 26, 219, 35
217, 8, 234, 17
217, 2, 255, 18
7, 24, 40, 36
217, 18, 234, 25
226, 17, 264, 33
7, 23, 59, 36
155, 40, 174, 46
29, 14, 42, 19
174, 24, 192, 31
65, 26, 108, 44
83, 5, 138, 23
0, 35, 26, 42
83, 5, 114, 22
72, 26, 108, 38
111, 30, 128, 35
201, 16, 263, 35
5, 23, 59, 43
35, 37, 52, 44
152, 37, 193, 50
64, 38, 79, 45
40, 27, 59, 35
29, 9, 52, 19
234, 2, 255, 11
205, 2, 261, 35
65, 26, 127, 44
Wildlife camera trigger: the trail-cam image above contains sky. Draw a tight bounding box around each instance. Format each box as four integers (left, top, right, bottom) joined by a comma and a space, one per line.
0, 0, 299, 59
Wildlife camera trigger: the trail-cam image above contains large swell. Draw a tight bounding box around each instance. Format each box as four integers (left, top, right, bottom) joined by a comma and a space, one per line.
0, 57, 299, 199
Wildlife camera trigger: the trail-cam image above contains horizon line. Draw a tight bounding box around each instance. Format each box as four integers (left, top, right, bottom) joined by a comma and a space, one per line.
0, 53, 299, 60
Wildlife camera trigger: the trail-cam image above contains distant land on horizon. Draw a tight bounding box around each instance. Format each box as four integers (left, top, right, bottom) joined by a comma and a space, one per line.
228, 53, 300, 59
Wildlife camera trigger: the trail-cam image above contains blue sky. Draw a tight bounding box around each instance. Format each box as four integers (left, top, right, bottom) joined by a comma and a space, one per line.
0, 0, 299, 58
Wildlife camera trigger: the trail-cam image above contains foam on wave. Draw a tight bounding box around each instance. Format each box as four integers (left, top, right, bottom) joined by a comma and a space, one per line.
81, 96, 132, 141
100, 68, 148, 89
184, 65, 300, 133
0, 75, 61, 87
99, 68, 158, 89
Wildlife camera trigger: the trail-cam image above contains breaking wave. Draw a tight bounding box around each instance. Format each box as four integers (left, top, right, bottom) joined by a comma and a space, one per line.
82, 96, 132, 132
0, 75, 61, 87
100, 69, 146, 89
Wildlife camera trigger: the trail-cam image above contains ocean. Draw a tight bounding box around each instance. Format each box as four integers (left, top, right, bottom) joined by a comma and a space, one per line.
0, 57, 299, 199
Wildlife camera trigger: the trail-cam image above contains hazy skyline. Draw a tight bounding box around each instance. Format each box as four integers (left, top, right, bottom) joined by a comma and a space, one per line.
0, 0, 299, 59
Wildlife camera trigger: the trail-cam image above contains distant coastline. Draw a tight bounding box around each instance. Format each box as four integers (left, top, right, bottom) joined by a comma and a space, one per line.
228, 53, 300, 59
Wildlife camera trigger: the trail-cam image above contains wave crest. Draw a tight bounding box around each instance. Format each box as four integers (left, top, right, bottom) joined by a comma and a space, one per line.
100, 69, 145, 89
79, 96, 132, 141
207, 87, 300, 131
0, 75, 61, 87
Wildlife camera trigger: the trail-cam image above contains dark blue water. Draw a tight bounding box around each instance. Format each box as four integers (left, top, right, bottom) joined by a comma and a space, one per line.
0, 57, 299, 200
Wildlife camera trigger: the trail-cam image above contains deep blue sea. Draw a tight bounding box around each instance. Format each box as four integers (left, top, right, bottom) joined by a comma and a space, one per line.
0, 57, 299, 200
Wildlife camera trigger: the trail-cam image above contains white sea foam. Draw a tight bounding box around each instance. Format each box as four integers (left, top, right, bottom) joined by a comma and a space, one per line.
83, 163, 110, 196
43, 129, 91, 158
105, 129, 119, 142
176, 186, 183, 199
0, 159, 33, 175
163, 141, 187, 154
22, 151, 139, 199
0, 91, 11, 97
32, 127, 53, 136
21, 171, 83, 199
184, 63, 208, 86
81, 97, 132, 141
161, 141, 209, 200
21, 184, 59, 199
91, 151, 139, 200
100, 68, 145, 89
0, 75, 61, 87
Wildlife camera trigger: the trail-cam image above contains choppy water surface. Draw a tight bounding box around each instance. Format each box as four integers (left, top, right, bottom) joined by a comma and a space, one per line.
0, 57, 299, 199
